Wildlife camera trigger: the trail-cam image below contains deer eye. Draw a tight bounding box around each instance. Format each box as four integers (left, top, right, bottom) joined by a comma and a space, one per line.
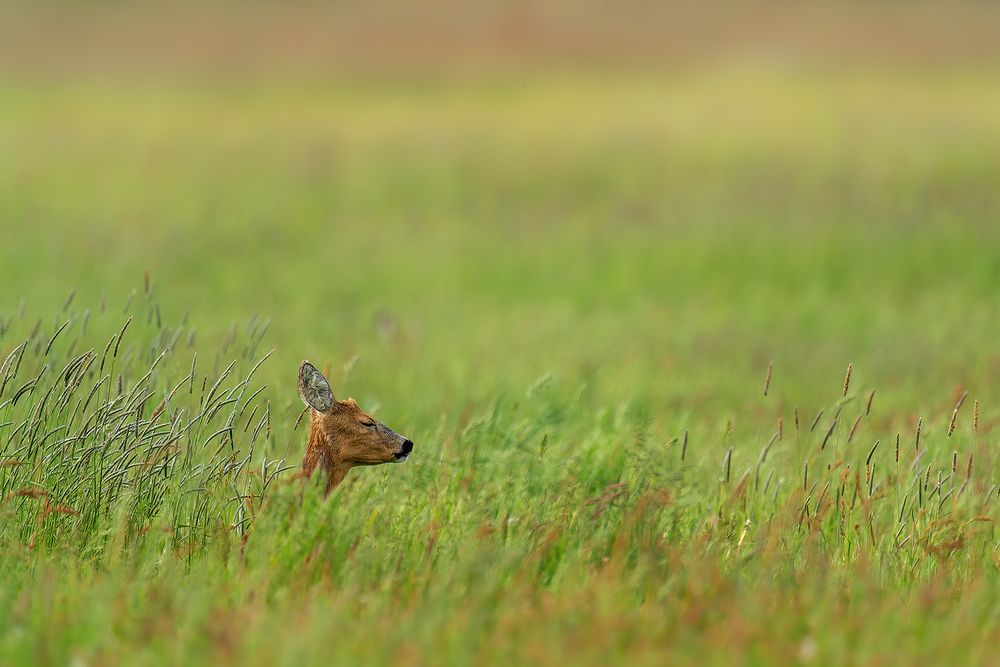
360, 420, 377, 429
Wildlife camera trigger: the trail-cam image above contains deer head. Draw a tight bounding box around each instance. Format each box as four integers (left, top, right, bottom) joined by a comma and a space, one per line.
298, 360, 413, 494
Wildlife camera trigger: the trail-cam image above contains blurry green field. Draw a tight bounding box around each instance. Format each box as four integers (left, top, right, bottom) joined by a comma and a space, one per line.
3, 69, 1000, 665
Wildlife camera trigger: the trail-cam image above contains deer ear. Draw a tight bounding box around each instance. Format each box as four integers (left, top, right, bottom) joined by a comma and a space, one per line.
298, 361, 334, 412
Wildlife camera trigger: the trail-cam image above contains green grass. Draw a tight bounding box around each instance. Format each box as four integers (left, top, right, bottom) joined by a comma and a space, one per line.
3, 68, 1000, 665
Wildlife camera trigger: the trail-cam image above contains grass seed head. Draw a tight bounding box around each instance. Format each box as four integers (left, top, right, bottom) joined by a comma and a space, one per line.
848, 414, 863, 444
948, 391, 969, 437
810, 409, 824, 432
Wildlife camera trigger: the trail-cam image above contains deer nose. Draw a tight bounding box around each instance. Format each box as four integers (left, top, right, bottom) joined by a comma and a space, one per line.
401, 440, 413, 455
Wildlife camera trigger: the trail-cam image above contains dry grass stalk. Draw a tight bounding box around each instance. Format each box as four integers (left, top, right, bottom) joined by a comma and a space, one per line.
847, 414, 863, 444
737, 519, 751, 549
810, 409, 824, 433
821, 416, 838, 450
759, 431, 779, 466
948, 391, 969, 437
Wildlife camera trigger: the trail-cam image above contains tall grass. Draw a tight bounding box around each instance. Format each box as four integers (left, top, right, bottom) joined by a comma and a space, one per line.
3, 70, 1000, 664
0, 289, 284, 559
1, 289, 998, 665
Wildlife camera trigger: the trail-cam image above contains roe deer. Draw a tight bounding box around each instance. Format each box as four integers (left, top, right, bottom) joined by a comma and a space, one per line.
298, 360, 413, 494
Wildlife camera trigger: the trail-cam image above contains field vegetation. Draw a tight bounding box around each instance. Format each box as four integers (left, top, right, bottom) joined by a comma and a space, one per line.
3, 7, 1000, 663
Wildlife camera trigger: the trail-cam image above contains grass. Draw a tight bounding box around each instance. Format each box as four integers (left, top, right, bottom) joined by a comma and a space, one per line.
3, 67, 1000, 665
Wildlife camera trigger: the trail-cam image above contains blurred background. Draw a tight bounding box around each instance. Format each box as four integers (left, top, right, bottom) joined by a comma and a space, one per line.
2, 1, 999, 425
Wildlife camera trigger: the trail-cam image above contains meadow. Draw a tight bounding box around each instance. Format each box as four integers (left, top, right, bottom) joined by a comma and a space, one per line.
2, 67, 1000, 665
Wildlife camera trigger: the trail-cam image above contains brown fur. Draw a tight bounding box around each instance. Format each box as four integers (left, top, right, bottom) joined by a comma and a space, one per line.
298, 361, 412, 495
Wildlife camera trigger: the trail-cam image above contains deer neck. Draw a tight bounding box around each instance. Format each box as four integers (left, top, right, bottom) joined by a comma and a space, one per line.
304, 416, 352, 494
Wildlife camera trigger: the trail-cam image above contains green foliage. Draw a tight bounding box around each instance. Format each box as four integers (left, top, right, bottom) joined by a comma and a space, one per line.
2, 70, 1000, 665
